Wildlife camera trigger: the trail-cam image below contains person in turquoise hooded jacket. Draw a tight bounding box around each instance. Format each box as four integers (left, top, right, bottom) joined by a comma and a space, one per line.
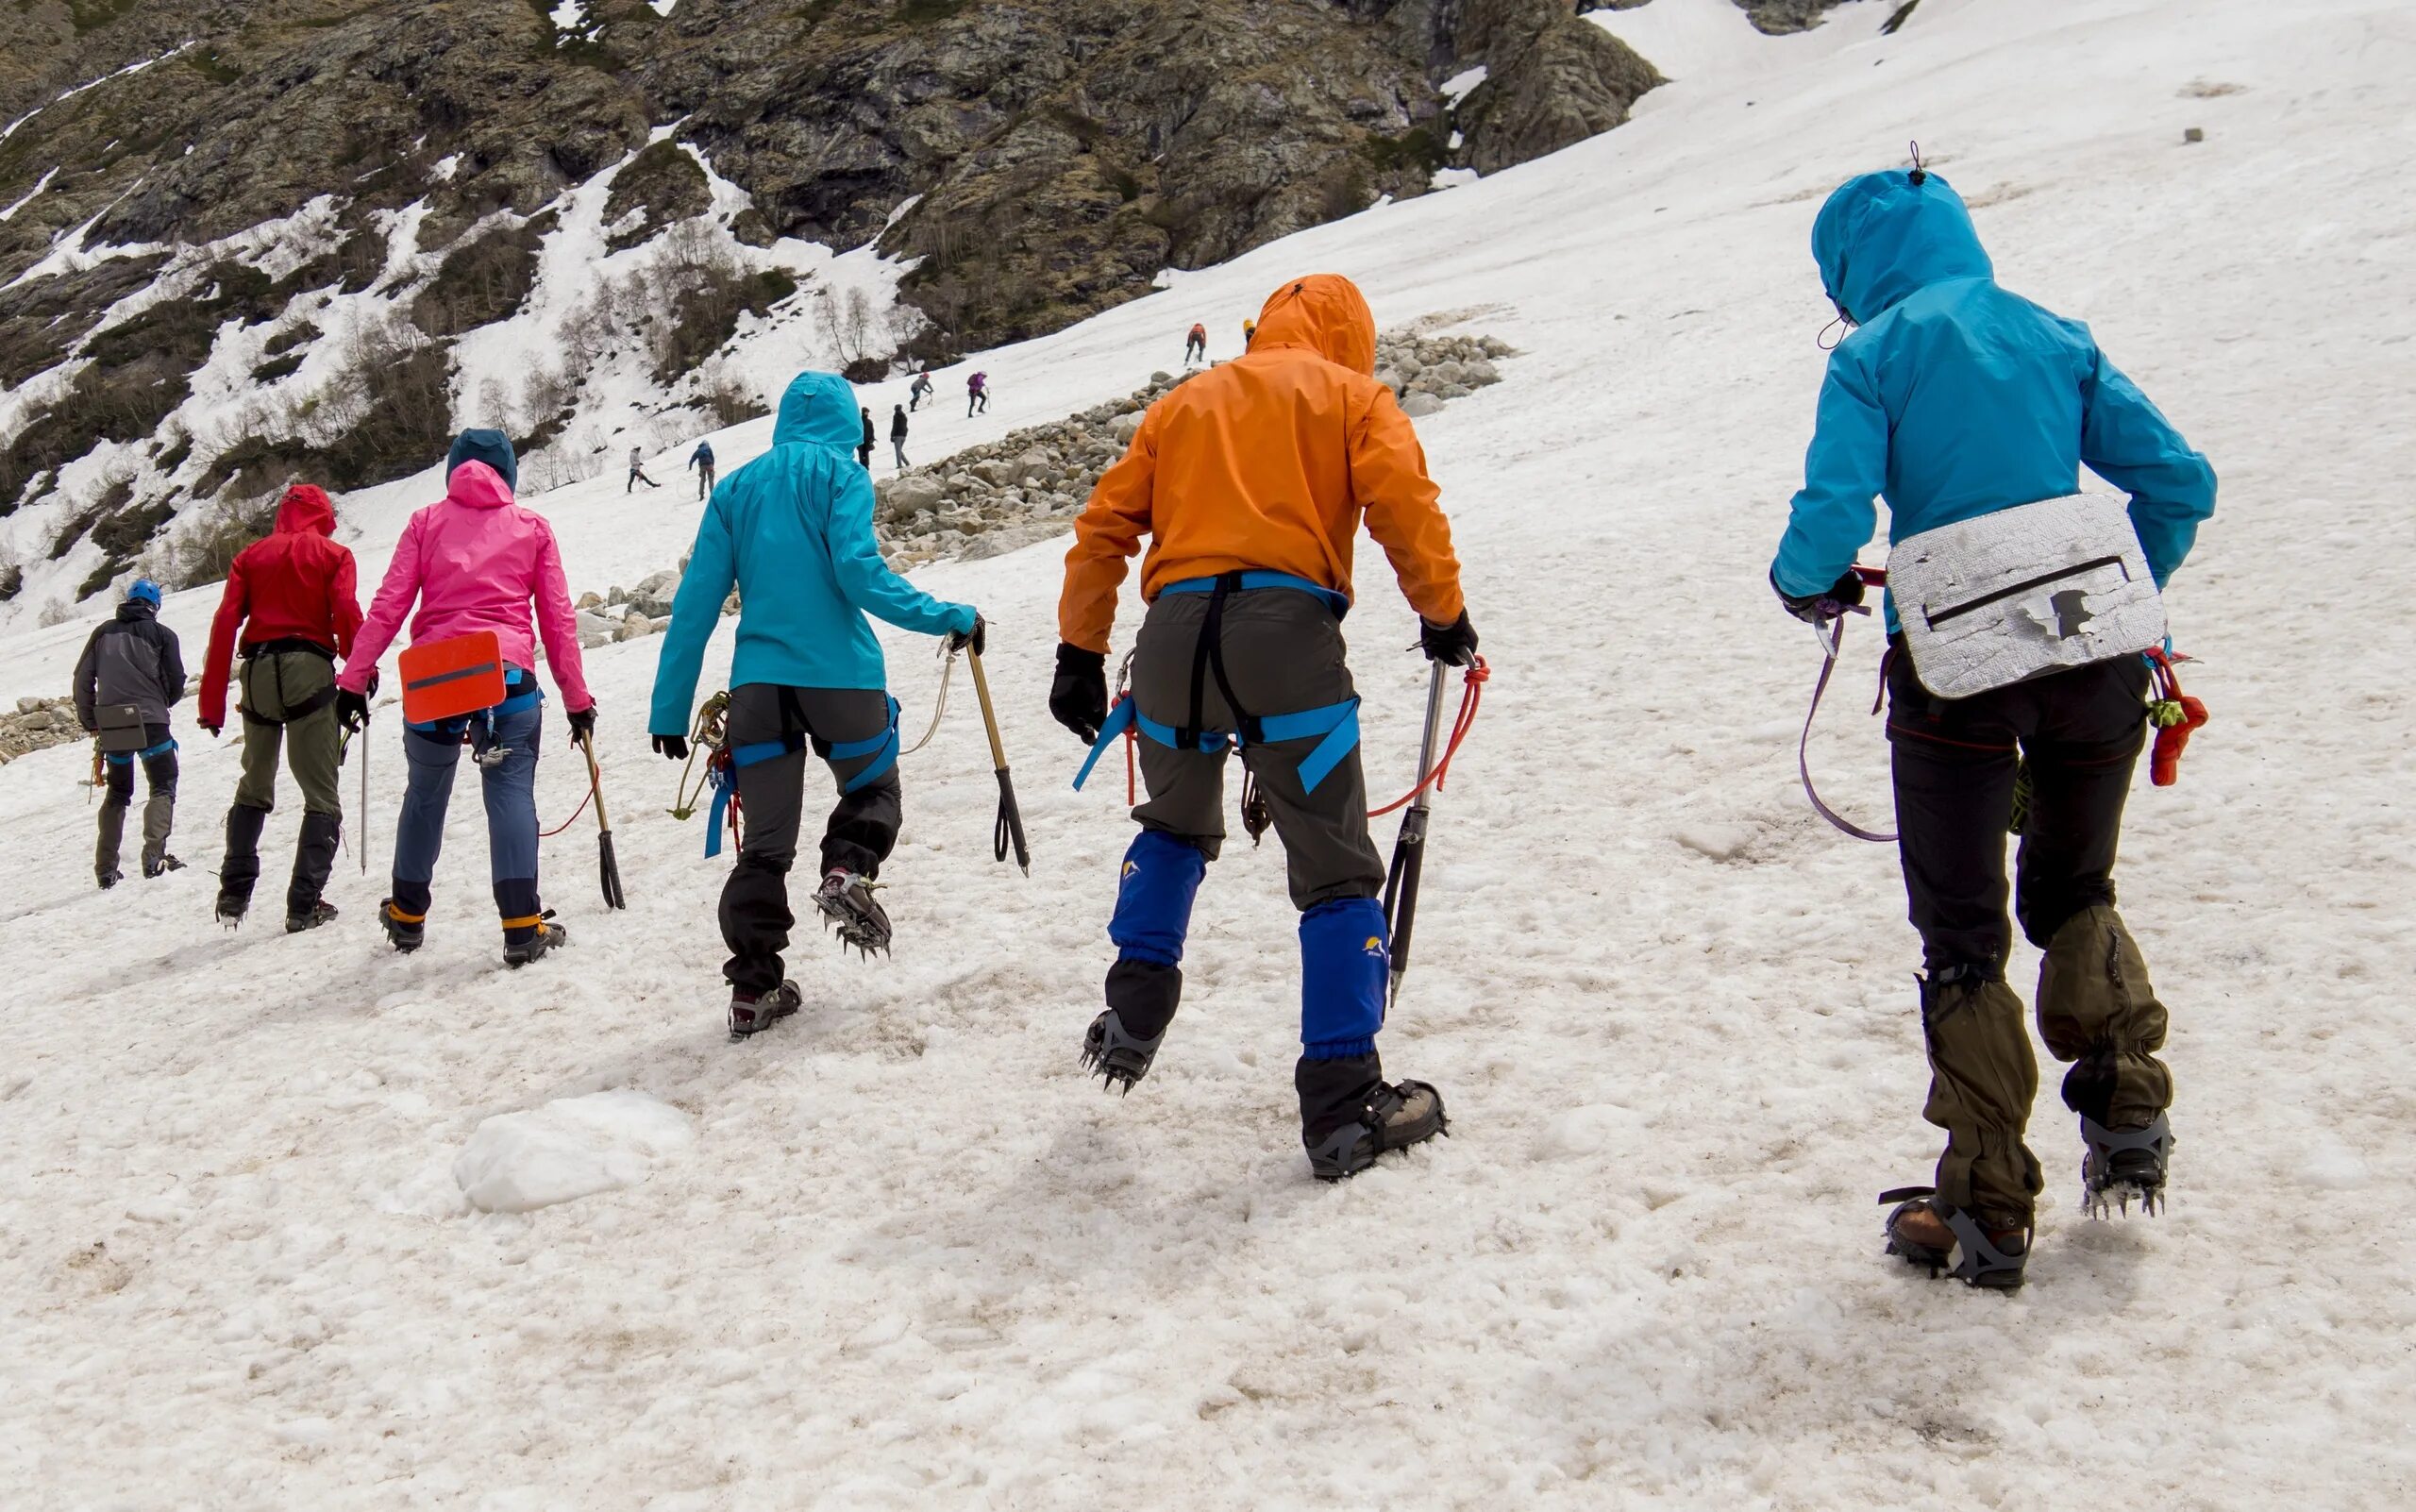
1770, 165, 2215, 1289
650, 372, 982, 1040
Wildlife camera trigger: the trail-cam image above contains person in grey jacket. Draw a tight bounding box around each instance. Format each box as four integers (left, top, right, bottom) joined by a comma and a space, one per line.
74, 580, 188, 886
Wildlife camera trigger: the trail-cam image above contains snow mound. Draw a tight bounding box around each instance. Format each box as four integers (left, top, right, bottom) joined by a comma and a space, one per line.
452, 1090, 695, 1214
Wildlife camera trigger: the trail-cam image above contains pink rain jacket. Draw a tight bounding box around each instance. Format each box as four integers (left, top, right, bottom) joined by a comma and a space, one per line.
338, 461, 593, 710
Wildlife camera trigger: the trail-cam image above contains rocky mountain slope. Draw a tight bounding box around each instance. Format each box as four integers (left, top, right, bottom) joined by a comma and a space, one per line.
0, 1, 1843, 620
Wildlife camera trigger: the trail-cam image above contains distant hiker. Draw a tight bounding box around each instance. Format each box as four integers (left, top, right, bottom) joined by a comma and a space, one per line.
1183, 322, 1207, 364
858, 407, 876, 468
75, 579, 186, 887
649, 372, 982, 1041
628, 446, 661, 493
1770, 164, 2217, 1288
1051, 272, 1477, 1181
690, 441, 716, 500
909, 370, 933, 412
890, 404, 910, 468
966, 370, 988, 416
337, 429, 595, 966
197, 484, 362, 931
1242, 317, 1256, 349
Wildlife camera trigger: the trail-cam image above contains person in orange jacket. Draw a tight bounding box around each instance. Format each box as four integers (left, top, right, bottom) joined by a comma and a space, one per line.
1050, 272, 1479, 1181
1183, 321, 1207, 365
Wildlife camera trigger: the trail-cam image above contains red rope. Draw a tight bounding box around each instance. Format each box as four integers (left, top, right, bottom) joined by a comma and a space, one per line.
540, 784, 593, 838
1367, 659, 1488, 819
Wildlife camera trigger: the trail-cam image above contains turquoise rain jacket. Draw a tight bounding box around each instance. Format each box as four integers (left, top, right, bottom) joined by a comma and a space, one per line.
650, 373, 975, 735
1771, 171, 2216, 624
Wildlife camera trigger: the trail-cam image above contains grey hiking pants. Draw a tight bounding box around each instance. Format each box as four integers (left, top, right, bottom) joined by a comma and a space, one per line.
98, 721, 176, 878
1129, 587, 1384, 911
720, 683, 902, 993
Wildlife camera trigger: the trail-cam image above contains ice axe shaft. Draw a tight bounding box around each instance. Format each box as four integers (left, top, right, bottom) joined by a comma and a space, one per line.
964, 648, 1030, 875
1383, 661, 1451, 1006
578, 731, 627, 909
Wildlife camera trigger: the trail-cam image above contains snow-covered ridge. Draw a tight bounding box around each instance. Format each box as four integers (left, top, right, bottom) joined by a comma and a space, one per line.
0, 129, 913, 636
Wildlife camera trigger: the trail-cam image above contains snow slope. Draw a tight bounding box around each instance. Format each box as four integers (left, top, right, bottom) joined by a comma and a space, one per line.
5, 0, 2413, 1504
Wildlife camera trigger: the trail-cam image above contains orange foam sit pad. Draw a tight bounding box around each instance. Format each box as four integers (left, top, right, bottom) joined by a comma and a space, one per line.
399, 631, 507, 724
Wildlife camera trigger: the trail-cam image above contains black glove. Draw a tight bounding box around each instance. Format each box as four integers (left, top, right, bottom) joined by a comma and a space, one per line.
1772, 567, 1868, 625
948, 613, 987, 658
568, 705, 596, 743
335, 688, 371, 733
1419, 610, 1480, 667
1049, 642, 1108, 744
652, 733, 689, 761
202, 722, 222, 739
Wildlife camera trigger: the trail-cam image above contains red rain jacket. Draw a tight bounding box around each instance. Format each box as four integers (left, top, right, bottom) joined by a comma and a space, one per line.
198, 484, 363, 730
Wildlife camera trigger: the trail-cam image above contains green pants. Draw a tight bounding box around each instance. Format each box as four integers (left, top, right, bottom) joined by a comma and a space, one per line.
234, 651, 342, 815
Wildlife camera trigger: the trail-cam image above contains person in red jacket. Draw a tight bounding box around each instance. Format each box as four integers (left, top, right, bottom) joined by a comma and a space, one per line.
197, 483, 363, 931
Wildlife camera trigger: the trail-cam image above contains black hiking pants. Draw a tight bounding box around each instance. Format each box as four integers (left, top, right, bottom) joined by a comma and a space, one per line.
1129, 588, 1384, 909
1886, 642, 2152, 975
719, 683, 901, 994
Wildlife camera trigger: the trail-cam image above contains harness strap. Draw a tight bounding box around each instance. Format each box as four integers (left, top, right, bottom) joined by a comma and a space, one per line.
405, 669, 540, 734
1158, 571, 1351, 618
1073, 694, 1361, 795
105, 736, 179, 766
827, 697, 903, 794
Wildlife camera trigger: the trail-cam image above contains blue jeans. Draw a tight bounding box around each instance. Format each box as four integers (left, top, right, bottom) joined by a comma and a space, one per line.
392, 694, 544, 935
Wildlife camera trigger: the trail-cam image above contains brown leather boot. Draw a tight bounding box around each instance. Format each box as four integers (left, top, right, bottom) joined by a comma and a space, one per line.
1882, 1188, 2031, 1289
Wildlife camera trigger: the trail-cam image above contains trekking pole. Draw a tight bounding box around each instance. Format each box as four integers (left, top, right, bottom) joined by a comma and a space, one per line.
963, 648, 1031, 875
1382, 661, 1451, 1008
578, 731, 627, 909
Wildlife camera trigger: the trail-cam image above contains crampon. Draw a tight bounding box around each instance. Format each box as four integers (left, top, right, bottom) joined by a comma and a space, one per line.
814, 870, 893, 958
2081, 1113, 2172, 1218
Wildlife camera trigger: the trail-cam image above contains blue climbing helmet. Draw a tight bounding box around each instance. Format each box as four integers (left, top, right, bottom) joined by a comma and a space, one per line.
126, 579, 163, 608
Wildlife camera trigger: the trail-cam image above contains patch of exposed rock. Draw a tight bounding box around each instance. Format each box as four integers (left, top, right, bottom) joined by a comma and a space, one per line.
873, 329, 1514, 571
0, 696, 87, 765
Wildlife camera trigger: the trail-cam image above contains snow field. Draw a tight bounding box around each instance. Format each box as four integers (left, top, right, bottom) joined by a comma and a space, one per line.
3, 0, 2414, 1504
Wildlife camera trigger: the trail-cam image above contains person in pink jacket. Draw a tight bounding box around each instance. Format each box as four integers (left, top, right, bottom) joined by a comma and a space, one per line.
334, 430, 594, 966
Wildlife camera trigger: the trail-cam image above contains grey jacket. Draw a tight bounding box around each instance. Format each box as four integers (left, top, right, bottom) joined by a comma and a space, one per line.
74, 600, 186, 730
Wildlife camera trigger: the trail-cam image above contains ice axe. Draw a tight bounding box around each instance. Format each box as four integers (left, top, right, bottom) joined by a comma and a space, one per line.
576, 730, 627, 909
963, 647, 1030, 875
1382, 661, 1452, 1007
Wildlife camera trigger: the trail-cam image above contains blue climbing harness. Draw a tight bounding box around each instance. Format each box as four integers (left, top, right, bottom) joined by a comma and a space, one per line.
704, 695, 900, 858
1073, 571, 1361, 795
104, 736, 178, 765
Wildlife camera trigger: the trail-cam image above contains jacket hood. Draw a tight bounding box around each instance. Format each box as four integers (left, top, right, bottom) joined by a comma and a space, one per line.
446, 428, 518, 492
1251, 274, 1377, 376
1812, 171, 1994, 325
115, 597, 159, 622
274, 483, 337, 537
772, 372, 863, 452
445, 459, 516, 510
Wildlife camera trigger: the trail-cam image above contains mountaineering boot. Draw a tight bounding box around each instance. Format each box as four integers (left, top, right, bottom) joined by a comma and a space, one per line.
1881, 1188, 2031, 1290
285, 899, 341, 933
730, 981, 804, 1041
285, 811, 342, 930
217, 802, 269, 925
814, 869, 892, 957
2081, 1112, 2173, 1217
2036, 906, 2174, 1213
96, 869, 122, 890
503, 911, 568, 967
143, 853, 184, 879
378, 899, 426, 954
1296, 1053, 1448, 1181
1082, 958, 1183, 1094
1916, 966, 2044, 1226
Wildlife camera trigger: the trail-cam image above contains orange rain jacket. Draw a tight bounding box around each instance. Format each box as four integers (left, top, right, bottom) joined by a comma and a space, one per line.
1057, 273, 1465, 653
